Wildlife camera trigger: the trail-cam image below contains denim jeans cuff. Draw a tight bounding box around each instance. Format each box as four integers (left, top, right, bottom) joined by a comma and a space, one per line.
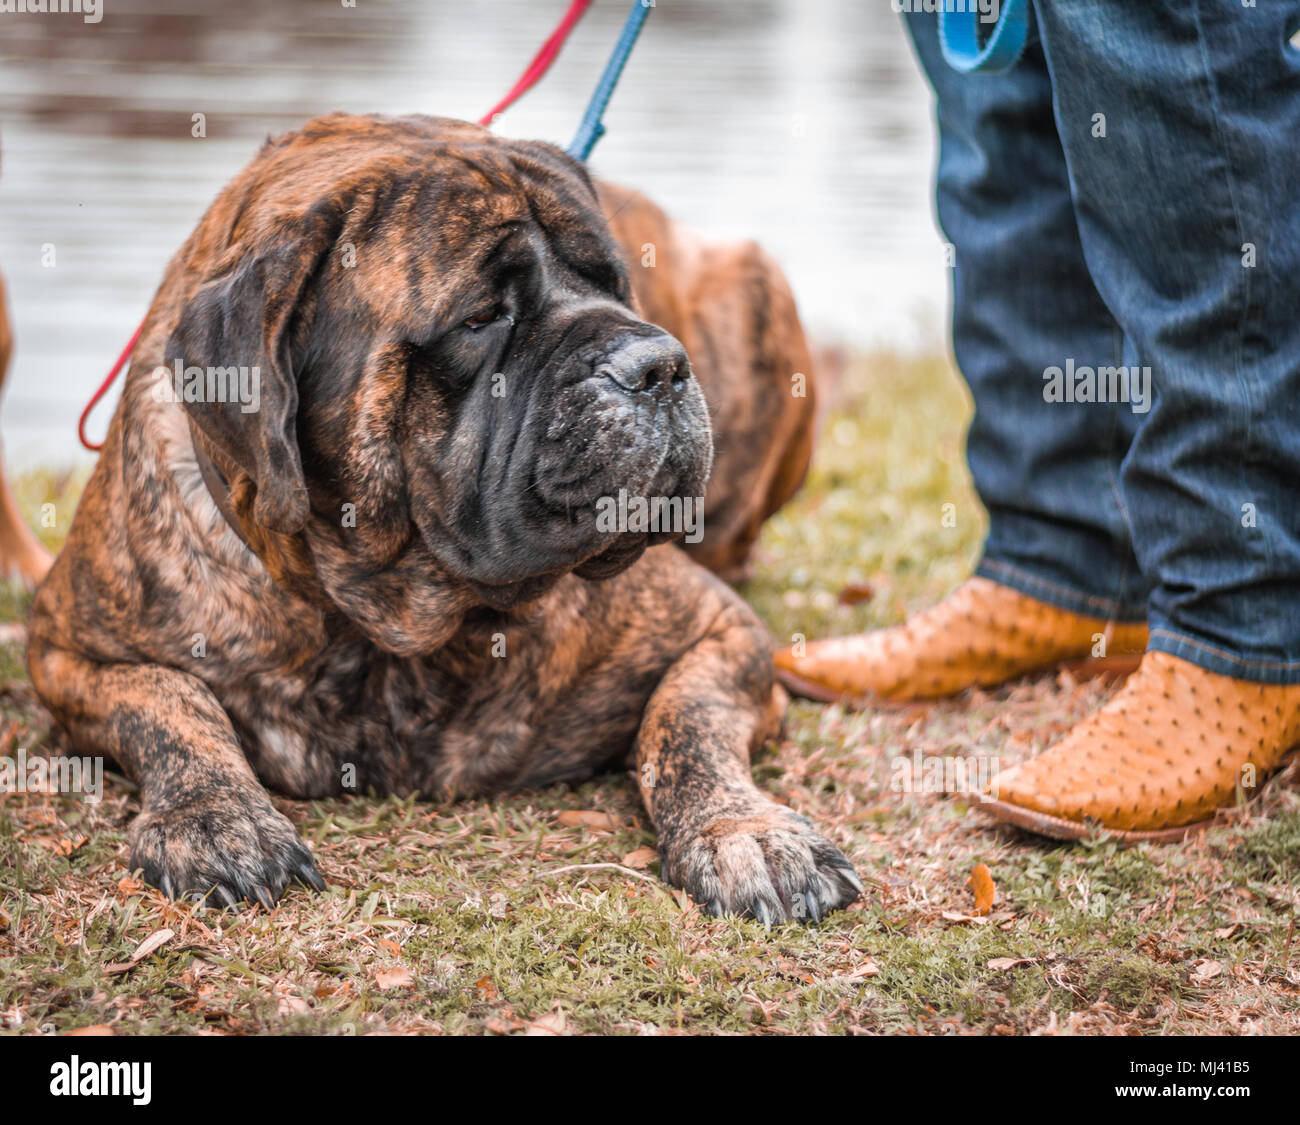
1147, 628, 1300, 687
975, 557, 1148, 623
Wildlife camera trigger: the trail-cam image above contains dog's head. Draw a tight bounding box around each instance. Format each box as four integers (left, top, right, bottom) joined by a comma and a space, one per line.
169, 114, 712, 614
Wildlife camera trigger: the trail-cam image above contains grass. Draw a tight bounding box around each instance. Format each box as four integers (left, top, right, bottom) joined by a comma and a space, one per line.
1, 351, 1298, 1035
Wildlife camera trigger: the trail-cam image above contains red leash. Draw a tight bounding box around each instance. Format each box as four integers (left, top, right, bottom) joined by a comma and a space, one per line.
477, 0, 593, 126
77, 0, 595, 452
77, 324, 142, 452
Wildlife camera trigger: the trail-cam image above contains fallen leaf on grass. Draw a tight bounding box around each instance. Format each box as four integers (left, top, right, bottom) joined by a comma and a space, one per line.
1194, 960, 1224, 981
837, 581, 875, 606
314, 981, 353, 1000
941, 911, 993, 925
968, 863, 996, 916
372, 967, 413, 991
557, 810, 619, 832
524, 1006, 567, 1036
987, 957, 1036, 972
104, 928, 175, 974
774, 959, 814, 984
26, 835, 88, 855
476, 975, 498, 1000
621, 846, 657, 869
836, 959, 880, 981
63, 1025, 116, 1037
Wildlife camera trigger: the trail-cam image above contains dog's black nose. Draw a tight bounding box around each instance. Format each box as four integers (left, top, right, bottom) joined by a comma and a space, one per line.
596, 333, 690, 397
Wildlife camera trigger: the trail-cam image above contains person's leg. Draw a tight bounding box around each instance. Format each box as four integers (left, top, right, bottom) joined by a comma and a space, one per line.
776, 7, 1149, 702
1034, 0, 1300, 683
914, 7, 1149, 620
982, 0, 1300, 838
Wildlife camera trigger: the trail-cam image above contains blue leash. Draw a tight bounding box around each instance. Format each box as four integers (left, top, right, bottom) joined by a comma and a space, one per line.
939, 0, 1030, 74
568, 0, 652, 160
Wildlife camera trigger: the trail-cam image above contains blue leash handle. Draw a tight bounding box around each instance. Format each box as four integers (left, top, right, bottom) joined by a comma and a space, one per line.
568, 0, 652, 161
938, 0, 1030, 74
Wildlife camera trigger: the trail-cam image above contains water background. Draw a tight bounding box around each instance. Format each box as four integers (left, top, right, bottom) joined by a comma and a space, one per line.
0, 0, 946, 469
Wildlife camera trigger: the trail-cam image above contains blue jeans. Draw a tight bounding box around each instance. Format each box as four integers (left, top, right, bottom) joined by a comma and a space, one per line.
902, 1, 1300, 684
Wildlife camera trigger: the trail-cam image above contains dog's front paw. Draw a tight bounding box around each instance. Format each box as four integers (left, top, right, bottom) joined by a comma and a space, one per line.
128, 787, 325, 908
661, 802, 863, 925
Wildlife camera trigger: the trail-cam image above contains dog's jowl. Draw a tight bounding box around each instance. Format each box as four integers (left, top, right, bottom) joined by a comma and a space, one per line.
27, 113, 860, 923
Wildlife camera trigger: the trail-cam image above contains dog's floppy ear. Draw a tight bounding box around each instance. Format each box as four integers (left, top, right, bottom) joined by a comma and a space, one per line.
169, 199, 344, 534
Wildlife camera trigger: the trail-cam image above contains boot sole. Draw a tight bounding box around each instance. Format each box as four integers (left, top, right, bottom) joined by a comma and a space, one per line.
774, 654, 1143, 707
972, 793, 1211, 844
975, 745, 1299, 845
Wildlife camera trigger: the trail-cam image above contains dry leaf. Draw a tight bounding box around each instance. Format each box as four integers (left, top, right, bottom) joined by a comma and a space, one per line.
557, 810, 618, 831
63, 1024, 116, 1037
105, 927, 175, 973
379, 938, 402, 957
967, 863, 996, 916
524, 1006, 567, 1036
476, 975, 498, 1000
1194, 960, 1224, 981
837, 581, 875, 606
373, 967, 413, 990
839, 959, 879, 980
621, 846, 658, 869
941, 910, 992, 925
987, 957, 1036, 971
314, 982, 347, 999
130, 928, 175, 962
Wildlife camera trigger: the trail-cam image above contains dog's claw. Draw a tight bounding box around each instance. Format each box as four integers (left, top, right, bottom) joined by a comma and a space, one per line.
834, 862, 865, 897
295, 860, 327, 892
803, 881, 823, 924
752, 897, 775, 931
214, 884, 239, 910
252, 884, 277, 911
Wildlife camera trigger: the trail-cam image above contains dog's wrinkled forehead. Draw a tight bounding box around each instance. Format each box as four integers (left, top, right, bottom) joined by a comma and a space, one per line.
215, 113, 628, 332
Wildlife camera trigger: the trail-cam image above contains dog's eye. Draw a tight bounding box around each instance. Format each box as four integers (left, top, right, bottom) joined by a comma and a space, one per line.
463, 307, 500, 329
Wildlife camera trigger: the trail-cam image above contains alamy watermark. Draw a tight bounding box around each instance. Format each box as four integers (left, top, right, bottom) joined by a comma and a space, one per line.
152, 359, 261, 413
0, 0, 102, 23
890, 748, 998, 795
1043, 358, 1151, 414
890, 0, 1000, 22
595, 489, 704, 545
49, 1056, 150, 1105
0, 747, 103, 802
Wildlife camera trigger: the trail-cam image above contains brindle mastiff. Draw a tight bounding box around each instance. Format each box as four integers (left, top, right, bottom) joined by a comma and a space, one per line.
28, 113, 859, 923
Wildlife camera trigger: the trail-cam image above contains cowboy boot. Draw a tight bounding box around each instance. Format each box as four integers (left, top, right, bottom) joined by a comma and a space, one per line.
774, 576, 1147, 703
977, 651, 1300, 841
